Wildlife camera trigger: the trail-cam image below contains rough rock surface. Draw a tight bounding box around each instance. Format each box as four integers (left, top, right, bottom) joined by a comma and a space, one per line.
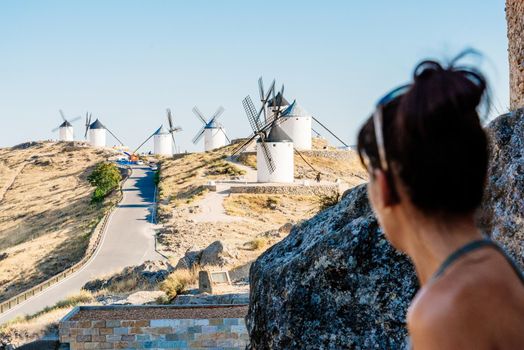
176, 240, 238, 269
479, 109, 524, 268
506, 0, 524, 109
83, 260, 174, 292
248, 110, 524, 349
247, 185, 419, 349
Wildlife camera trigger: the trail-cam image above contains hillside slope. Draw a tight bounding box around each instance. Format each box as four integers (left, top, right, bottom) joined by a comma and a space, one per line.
0, 141, 116, 302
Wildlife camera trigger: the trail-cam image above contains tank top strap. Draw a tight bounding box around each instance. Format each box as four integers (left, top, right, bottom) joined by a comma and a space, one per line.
432, 238, 524, 283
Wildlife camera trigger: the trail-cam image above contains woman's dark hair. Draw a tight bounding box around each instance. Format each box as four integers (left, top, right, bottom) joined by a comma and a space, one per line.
357, 55, 489, 216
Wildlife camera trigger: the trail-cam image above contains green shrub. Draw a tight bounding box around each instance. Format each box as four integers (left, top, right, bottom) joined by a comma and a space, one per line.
88, 162, 122, 203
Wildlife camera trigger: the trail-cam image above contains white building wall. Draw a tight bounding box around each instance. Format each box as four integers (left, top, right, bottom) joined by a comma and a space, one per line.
89, 129, 106, 147
204, 128, 227, 151
280, 116, 312, 150
154, 133, 172, 156
256, 141, 294, 183
59, 126, 74, 141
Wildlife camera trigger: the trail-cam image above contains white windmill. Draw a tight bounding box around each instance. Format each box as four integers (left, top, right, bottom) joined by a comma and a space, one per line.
258, 78, 312, 150
192, 106, 230, 151
52, 110, 81, 141
233, 83, 295, 183
84, 113, 124, 148
133, 109, 182, 156
261, 77, 350, 150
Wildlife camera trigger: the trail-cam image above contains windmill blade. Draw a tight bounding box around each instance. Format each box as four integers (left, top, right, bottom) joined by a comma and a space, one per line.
260, 140, 276, 173
258, 77, 265, 100
59, 109, 67, 122
242, 96, 261, 133
208, 106, 225, 124
312, 128, 321, 136
51, 126, 60, 132
170, 132, 177, 154
84, 113, 90, 138
277, 85, 285, 108
69, 116, 81, 123
256, 80, 275, 125
258, 77, 268, 122
312, 116, 349, 148
105, 126, 125, 146
192, 106, 207, 125
231, 133, 259, 156
166, 108, 174, 130
192, 126, 206, 144
133, 131, 156, 154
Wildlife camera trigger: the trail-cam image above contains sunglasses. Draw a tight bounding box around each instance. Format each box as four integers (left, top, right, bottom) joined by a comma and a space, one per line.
362, 84, 411, 173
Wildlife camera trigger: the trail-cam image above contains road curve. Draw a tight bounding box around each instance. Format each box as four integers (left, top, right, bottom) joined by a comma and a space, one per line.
0, 165, 163, 324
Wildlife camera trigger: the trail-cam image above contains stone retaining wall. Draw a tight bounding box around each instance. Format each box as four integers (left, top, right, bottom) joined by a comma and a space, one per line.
59, 306, 249, 349
230, 183, 340, 196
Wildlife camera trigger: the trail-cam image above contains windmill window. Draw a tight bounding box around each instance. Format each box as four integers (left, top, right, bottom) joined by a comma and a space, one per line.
273, 144, 276, 147
296, 118, 299, 120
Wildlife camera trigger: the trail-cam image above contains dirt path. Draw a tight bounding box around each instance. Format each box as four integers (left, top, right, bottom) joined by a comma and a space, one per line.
190, 159, 256, 224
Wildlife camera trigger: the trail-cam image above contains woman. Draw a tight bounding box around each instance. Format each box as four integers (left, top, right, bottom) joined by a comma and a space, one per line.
357, 57, 524, 349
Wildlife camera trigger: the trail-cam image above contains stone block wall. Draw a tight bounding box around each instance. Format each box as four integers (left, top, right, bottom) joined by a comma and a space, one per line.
59, 311, 249, 349
507, 0, 524, 109
229, 183, 340, 196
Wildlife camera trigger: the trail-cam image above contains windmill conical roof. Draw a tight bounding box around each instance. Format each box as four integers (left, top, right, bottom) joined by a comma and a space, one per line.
283, 101, 309, 117
89, 119, 105, 129
260, 125, 292, 143
267, 92, 289, 107
155, 125, 169, 135
60, 120, 72, 128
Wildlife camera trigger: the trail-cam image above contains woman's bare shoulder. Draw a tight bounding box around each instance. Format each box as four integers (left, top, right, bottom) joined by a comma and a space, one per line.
407, 250, 524, 349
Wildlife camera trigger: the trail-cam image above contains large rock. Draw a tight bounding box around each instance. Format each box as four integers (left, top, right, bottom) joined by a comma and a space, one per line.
247, 185, 418, 349
479, 109, 524, 268
247, 110, 524, 349
506, 0, 524, 109
176, 240, 238, 269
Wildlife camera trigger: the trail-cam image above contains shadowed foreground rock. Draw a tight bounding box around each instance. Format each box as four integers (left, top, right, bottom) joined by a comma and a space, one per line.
247, 185, 419, 349
248, 110, 524, 349
479, 108, 524, 268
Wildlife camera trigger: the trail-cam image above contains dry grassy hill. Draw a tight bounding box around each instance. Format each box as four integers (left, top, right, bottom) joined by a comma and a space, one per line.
0, 141, 117, 302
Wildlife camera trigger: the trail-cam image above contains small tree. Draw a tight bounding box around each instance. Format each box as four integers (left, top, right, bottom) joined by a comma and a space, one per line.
88, 162, 122, 203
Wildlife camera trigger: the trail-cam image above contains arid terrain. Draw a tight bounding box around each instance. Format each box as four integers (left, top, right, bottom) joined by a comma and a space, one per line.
0, 141, 117, 302
155, 137, 367, 267
0, 137, 367, 346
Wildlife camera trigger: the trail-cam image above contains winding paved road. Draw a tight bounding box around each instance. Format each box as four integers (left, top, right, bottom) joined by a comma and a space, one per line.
0, 165, 163, 324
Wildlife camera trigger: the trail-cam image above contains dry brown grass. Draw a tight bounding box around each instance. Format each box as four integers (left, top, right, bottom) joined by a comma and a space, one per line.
157, 144, 244, 211
159, 268, 199, 300
0, 290, 97, 347
294, 151, 367, 186
237, 153, 257, 169
0, 141, 117, 302
245, 237, 270, 251
223, 194, 319, 225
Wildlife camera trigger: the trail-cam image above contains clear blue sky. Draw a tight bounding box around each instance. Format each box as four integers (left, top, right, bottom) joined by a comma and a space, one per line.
0, 0, 509, 151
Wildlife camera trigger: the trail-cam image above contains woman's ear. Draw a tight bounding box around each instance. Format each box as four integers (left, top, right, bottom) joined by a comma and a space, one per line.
373, 169, 395, 208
